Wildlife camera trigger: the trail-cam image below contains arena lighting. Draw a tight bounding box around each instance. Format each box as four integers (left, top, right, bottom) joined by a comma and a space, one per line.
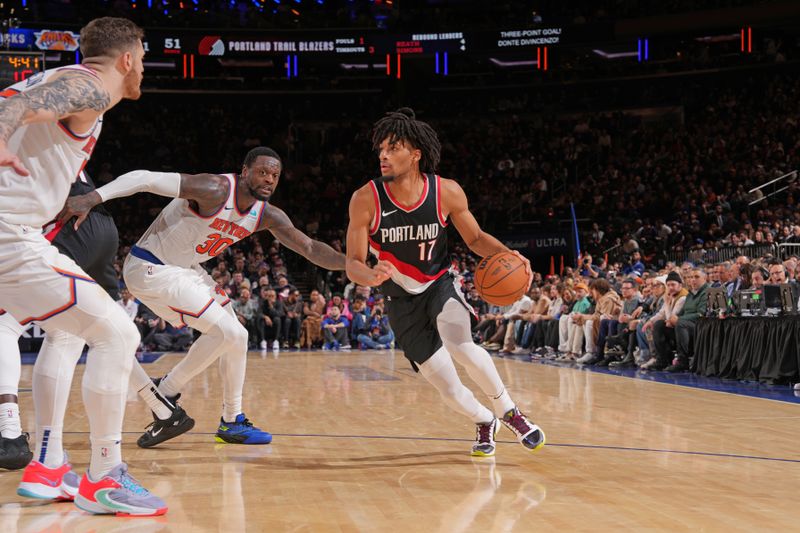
434, 52, 449, 75
741, 26, 752, 52
592, 49, 638, 59
637, 38, 649, 62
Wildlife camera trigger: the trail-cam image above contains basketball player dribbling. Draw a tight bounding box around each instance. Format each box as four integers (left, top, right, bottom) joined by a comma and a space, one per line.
0, 18, 166, 515
61, 147, 346, 447
345, 108, 545, 457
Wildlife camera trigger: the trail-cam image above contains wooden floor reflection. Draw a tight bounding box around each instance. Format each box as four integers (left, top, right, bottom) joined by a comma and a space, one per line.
1, 349, 799, 532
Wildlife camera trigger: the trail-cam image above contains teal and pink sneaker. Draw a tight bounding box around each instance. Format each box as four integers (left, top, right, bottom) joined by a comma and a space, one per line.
74, 463, 167, 516
17, 454, 80, 501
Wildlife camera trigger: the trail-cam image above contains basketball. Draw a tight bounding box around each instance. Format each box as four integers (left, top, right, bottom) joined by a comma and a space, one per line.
474, 252, 529, 306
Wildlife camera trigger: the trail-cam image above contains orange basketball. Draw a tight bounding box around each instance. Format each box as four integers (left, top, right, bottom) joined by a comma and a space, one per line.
474, 252, 529, 306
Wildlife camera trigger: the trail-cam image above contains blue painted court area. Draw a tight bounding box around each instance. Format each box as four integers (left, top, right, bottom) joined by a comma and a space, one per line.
20, 351, 165, 365
496, 353, 800, 405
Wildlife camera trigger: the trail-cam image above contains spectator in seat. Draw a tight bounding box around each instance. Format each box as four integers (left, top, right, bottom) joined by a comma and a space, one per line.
557, 283, 586, 359
134, 304, 158, 346
665, 267, 709, 372
326, 293, 352, 321
232, 287, 260, 349
260, 287, 285, 350
275, 274, 296, 300
641, 272, 688, 370
576, 279, 621, 365
143, 317, 193, 352
225, 271, 246, 300
283, 289, 303, 348
322, 305, 350, 351
117, 287, 138, 320
592, 278, 639, 366
301, 289, 326, 348
632, 276, 666, 366
501, 286, 544, 354
528, 284, 563, 357
474, 303, 505, 345
350, 296, 371, 346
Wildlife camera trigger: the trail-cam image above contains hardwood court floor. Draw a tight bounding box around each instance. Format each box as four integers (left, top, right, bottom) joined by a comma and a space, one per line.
2, 349, 799, 532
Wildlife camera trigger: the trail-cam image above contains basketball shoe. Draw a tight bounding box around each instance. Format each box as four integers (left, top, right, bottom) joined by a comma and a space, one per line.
0, 433, 33, 470
137, 377, 195, 448
215, 414, 272, 444
471, 418, 500, 457
74, 462, 167, 516
137, 405, 195, 448
501, 407, 546, 452
17, 453, 80, 501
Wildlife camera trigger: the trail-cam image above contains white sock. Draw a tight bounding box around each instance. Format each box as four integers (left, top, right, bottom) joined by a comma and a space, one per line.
32, 329, 84, 467
88, 436, 121, 480
490, 388, 515, 417
0, 402, 22, 439
36, 426, 64, 467
129, 359, 173, 420
138, 383, 174, 420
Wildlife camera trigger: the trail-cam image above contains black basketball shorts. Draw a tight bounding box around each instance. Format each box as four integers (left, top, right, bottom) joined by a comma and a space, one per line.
385, 273, 476, 371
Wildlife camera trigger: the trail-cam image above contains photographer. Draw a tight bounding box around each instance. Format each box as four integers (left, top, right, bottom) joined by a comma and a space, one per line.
579, 254, 602, 279
357, 307, 395, 350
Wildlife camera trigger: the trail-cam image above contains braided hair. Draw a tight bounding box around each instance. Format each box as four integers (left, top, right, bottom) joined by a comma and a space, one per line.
371, 107, 441, 173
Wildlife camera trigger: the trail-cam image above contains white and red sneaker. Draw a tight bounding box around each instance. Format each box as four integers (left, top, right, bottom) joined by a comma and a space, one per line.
74, 462, 167, 516
17, 456, 80, 501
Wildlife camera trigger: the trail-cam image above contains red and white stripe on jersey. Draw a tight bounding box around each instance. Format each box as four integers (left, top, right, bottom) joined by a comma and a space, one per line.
368, 237, 449, 291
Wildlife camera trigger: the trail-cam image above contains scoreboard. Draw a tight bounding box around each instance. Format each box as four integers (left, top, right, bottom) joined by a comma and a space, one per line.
138, 27, 585, 57
0, 51, 45, 87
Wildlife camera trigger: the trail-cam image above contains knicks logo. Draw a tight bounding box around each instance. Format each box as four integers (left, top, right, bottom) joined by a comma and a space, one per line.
34, 30, 80, 51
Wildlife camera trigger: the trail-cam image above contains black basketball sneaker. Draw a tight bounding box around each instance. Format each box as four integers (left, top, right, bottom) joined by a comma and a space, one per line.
137, 377, 195, 448
0, 433, 33, 470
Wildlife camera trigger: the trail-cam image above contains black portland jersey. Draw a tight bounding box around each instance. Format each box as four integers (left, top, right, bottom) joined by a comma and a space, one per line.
368, 173, 451, 296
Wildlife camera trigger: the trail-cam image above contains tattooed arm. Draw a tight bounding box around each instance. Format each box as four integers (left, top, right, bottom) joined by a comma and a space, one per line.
259, 205, 346, 271
0, 71, 111, 175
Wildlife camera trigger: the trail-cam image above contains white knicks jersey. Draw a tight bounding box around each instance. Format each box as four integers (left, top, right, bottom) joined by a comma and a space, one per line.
135, 173, 267, 268
0, 66, 103, 228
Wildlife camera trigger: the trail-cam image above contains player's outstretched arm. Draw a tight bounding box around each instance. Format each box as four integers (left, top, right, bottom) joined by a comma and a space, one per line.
260, 205, 346, 271
345, 185, 394, 287
0, 71, 111, 175
443, 178, 533, 287
57, 170, 229, 229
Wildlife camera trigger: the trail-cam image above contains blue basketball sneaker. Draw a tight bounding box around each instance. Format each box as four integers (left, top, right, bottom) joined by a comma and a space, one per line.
215, 414, 272, 444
